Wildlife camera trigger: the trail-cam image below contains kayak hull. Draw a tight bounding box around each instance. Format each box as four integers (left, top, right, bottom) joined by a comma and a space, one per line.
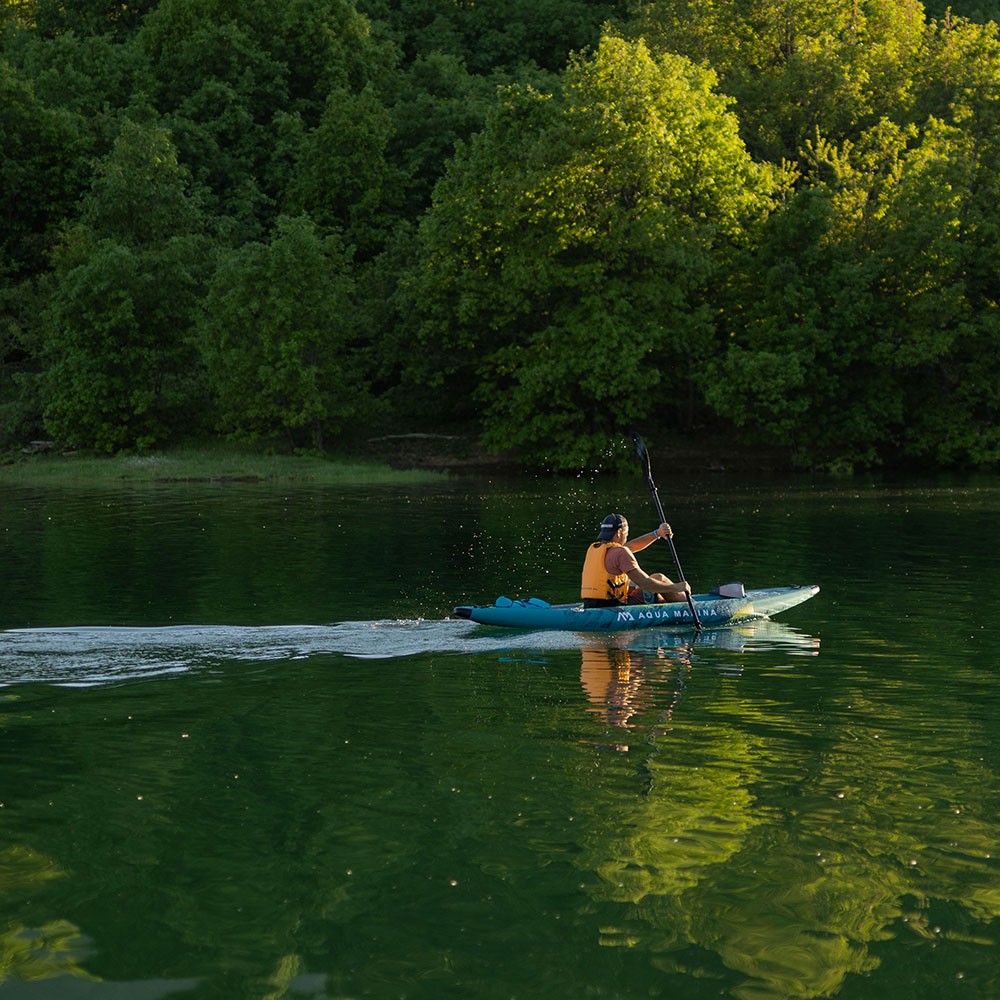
452, 585, 819, 632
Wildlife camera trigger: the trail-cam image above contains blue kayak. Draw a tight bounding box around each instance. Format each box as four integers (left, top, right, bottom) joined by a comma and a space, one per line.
452, 585, 819, 632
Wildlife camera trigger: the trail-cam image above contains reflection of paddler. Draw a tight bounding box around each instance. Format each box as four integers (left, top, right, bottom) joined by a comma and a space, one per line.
580, 647, 645, 729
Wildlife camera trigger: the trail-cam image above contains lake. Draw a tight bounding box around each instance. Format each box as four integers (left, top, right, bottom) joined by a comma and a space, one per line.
1, 469, 998, 999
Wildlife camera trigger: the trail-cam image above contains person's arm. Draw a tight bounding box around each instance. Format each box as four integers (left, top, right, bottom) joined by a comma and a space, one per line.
625, 566, 691, 598
627, 523, 672, 553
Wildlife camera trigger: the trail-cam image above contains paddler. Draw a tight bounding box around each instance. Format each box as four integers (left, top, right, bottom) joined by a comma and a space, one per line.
581, 513, 692, 608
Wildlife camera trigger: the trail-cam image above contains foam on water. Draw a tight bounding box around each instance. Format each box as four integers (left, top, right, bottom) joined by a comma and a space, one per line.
0, 618, 820, 687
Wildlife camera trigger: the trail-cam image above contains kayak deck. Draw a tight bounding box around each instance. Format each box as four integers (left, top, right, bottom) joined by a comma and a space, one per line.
452, 585, 819, 632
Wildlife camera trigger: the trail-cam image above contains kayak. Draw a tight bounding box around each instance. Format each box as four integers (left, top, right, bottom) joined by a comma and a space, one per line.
452, 585, 819, 632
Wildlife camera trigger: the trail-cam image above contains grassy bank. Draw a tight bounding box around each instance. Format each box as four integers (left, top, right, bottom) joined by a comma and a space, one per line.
0, 444, 449, 486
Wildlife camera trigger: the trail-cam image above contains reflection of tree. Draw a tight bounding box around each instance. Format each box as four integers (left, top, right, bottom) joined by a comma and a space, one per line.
0, 847, 93, 985
582, 729, 767, 906
0, 920, 94, 984
575, 674, 1000, 1000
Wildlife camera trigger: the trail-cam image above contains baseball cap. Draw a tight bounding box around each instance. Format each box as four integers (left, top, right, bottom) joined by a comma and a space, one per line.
597, 513, 624, 540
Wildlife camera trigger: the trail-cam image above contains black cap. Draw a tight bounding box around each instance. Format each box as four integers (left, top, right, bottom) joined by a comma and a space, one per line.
597, 513, 624, 540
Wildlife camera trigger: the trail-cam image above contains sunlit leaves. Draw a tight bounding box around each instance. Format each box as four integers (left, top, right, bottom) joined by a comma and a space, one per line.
414, 33, 777, 469
635, 0, 928, 164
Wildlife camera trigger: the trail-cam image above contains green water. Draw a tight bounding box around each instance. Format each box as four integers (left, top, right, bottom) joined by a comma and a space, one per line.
1, 473, 999, 999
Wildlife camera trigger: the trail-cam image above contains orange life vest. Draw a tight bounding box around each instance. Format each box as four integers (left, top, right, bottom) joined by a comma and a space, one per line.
581, 542, 630, 603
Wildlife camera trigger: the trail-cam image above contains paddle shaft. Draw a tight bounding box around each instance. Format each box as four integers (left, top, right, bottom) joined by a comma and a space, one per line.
632, 433, 702, 630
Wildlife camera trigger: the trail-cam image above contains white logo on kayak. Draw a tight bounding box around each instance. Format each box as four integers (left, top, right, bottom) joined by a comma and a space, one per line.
616, 607, 686, 622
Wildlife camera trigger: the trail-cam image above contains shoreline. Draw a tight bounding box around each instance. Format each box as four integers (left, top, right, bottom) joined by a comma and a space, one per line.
1, 430, 796, 485
356, 430, 795, 476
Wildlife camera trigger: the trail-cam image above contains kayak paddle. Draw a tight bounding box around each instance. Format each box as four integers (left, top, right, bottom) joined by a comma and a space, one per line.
631, 431, 702, 630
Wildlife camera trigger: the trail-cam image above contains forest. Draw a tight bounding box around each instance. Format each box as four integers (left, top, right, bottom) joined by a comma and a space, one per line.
3, 0, 1000, 473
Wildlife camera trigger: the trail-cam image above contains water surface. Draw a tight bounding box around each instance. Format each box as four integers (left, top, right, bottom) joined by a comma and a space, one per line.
0, 472, 998, 999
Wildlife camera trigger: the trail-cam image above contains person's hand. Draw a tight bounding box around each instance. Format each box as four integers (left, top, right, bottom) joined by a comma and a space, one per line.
656, 523, 672, 539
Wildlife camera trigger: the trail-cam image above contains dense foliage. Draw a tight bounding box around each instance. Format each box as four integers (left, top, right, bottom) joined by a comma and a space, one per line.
3, 0, 1000, 471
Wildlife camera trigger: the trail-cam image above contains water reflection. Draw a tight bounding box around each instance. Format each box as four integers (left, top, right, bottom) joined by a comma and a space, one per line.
579, 623, 820, 749
580, 646, 678, 734
6, 477, 1000, 999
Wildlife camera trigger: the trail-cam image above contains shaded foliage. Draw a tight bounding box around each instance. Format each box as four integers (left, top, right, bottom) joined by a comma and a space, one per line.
3, 0, 1000, 470
39, 118, 208, 451
197, 215, 361, 451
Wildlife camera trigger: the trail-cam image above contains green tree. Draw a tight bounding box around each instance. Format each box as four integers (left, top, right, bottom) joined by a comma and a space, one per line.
135, 1, 287, 233
283, 84, 400, 261
0, 59, 89, 278
412, 33, 779, 469
197, 216, 360, 451
388, 52, 496, 216
883, 125, 1000, 465
357, 0, 626, 74
135, 0, 398, 236
39, 118, 208, 451
632, 0, 928, 165
703, 106, 1000, 472
624, 4, 1000, 471
10, 0, 156, 38
3, 24, 147, 120
924, 0, 1000, 19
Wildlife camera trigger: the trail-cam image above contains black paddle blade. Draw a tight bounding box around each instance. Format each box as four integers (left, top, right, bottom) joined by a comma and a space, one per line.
631, 431, 651, 478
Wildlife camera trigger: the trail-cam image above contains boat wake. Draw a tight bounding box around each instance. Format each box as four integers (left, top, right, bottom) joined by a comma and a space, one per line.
0, 618, 820, 688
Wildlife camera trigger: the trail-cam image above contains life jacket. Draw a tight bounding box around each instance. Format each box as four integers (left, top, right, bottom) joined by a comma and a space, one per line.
581, 542, 630, 604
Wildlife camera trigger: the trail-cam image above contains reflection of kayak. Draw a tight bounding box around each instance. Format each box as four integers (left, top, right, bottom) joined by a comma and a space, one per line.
452, 585, 819, 632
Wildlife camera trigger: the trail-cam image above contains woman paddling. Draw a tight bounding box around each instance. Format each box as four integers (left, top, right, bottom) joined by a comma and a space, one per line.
581, 513, 692, 609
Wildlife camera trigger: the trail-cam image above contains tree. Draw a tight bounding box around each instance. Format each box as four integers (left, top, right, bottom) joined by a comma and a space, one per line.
3, 24, 147, 120
39, 118, 209, 451
883, 119, 1000, 466
0, 60, 89, 278
696, 10, 1000, 472
388, 52, 496, 216
135, 0, 399, 235
633, 0, 928, 165
412, 33, 779, 469
10, 0, 157, 38
356, 0, 626, 74
135, 0, 287, 232
283, 84, 400, 261
698, 121, 910, 470
924, 0, 1000, 19
197, 216, 361, 451
0, 59, 91, 447
703, 106, 1000, 472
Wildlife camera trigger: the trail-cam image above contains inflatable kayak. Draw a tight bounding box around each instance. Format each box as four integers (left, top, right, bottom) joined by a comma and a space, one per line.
453, 585, 819, 632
